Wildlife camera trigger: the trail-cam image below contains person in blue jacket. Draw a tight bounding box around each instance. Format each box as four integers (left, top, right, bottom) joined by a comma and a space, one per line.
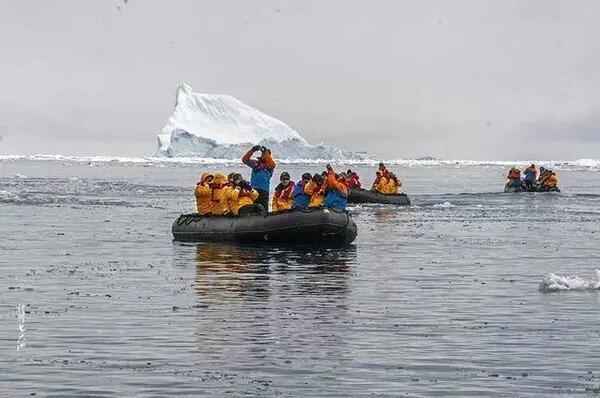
242, 145, 276, 210
324, 164, 348, 210
523, 164, 537, 191
292, 173, 313, 209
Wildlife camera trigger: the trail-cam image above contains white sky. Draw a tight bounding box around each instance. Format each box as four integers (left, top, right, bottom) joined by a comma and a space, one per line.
1, 0, 598, 159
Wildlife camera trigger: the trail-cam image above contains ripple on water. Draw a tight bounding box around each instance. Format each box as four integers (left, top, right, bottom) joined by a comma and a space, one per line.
2, 162, 600, 396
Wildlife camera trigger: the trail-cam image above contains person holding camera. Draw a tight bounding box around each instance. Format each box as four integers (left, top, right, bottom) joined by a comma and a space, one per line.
242, 145, 276, 209
227, 175, 261, 216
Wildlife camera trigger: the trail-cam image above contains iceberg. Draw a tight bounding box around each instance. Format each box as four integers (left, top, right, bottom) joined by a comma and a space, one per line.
156, 83, 362, 160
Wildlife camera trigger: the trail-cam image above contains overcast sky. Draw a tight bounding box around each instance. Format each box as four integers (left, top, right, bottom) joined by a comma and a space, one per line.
1, 0, 598, 159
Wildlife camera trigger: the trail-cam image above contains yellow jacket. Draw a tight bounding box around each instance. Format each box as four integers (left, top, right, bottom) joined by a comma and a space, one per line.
194, 173, 213, 215
272, 182, 295, 212
223, 184, 237, 214
209, 174, 229, 215
544, 173, 559, 188
305, 181, 325, 208
228, 187, 259, 215
373, 176, 389, 193
384, 178, 400, 194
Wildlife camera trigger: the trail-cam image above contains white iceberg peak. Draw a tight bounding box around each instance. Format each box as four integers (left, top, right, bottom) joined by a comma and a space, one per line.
156, 83, 361, 160
162, 83, 306, 146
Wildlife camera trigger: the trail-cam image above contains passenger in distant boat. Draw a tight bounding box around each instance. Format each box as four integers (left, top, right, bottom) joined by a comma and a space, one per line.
242, 145, 276, 210
523, 164, 537, 190
307, 173, 325, 208
385, 173, 401, 194
372, 170, 389, 193
324, 164, 348, 210
378, 162, 390, 178
209, 173, 230, 215
541, 170, 559, 192
272, 171, 295, 212
195, 173, 214, 215
505, 167, 525, 191
292, 173, 312, 209
537, 167, 549, 184
345, 169, 361, 189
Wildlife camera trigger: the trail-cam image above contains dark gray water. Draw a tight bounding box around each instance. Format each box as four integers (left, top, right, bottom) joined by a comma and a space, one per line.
2, 159, 600, 397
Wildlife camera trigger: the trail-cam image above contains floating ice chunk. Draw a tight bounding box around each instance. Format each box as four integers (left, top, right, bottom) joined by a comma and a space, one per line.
433, 201, 454, 208
539, 270, 600, 292
16, 304, 26, 351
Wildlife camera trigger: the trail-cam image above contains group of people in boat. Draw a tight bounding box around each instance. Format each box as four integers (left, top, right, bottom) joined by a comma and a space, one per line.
371, 162, 402, 194
194, 145, 404, 217
505, 164, 560, 192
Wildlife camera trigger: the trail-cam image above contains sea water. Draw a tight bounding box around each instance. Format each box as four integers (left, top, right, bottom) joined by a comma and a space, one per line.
1, 158, 600, 397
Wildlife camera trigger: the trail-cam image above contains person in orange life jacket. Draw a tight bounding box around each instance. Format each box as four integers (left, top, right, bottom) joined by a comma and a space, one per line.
242, 145, 276, 210
345, 169, 361, 189
385, 173, 401, 194
292, 173, 312, 209
272, 171, 295, 212
226, 175, 261, 216
306, 173, 325, 208
324, 164, 348, 210
208, 173, 230, 215
540, 169, 559, 191
538, 167, 549, 184
506, 167, 524, 190
194, 173, 214, 215
545, 172, 559, 189
372, 170, 389, 193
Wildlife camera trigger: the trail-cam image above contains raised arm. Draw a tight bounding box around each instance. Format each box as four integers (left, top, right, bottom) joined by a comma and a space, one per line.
326, 170, 348, 196
195, 184, 211, 198
242, 147, 259, 168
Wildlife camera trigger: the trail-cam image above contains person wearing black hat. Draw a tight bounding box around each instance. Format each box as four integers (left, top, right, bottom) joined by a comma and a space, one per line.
272, 171, 295, 212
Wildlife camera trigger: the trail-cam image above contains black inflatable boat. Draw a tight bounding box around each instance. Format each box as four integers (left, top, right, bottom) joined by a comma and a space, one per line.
504, 184, 526, 193
172, 208, 357, 245
504, 183, 560, 193
348, 188, 411, 206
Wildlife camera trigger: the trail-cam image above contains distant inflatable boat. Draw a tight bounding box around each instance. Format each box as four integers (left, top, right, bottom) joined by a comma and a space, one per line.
504, 183, 560, 193
348, 188, 411, 206
172, 208, 357, 245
